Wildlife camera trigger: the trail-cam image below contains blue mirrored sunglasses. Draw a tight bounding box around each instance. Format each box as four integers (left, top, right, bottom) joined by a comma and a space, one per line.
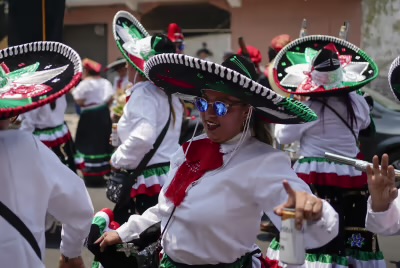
194, 97, 242, 117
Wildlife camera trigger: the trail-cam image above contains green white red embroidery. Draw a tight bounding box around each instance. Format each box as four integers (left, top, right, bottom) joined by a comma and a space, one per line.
0, 62, 68, 99
279, 44, 369, 92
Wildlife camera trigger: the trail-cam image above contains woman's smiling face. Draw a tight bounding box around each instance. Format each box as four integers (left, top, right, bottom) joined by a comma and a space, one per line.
199, 90, 249, 143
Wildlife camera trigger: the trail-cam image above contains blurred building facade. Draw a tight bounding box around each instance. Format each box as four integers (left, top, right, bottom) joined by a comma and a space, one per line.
63, 0, 362, 67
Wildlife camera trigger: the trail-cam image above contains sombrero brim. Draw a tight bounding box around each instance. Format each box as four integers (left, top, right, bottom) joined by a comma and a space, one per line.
0, 41, 82, 120
273, 35, 379, 96
113, 11, 149, 77
105, 58, 126, 72
389, 56, 400, 102
144, 54, 317, 124
266, 60, 291, 98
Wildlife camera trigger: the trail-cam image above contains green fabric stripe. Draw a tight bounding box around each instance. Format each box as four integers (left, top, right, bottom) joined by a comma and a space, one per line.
91, 261, 100, 268
305, 254, 348, 266
269, 238, 280, 250
0, 98, 32, 109
78, 151, 112, 160
298, 157, 347, 165
269, 239, 384, 264
81, 104, 107, 113
141, 165, 170, 178
33, 124, 65, 135
345, 249, 384, 261
92, 216, 107, 233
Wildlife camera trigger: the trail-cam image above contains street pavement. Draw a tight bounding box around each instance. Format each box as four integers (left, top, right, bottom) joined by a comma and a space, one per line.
44, 113, 400, 268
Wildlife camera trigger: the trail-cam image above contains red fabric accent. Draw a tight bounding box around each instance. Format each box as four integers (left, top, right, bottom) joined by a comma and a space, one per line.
168, 23, 184, 43
117, 77, 123, 89
324, 43, 339, 54
130, 184, 162, 198
257, 255, 270, 268
75, 162, 86, 170
82, 169, 111, 177
156, 73, 196, 89
100, 208, 115, 223
237, 46, 262, 65
128, 54, 145, 72
40, 132, 72, 148
109, 221, 120, 230
297, 172, 367, 189
270, 34, 291, 52
339, 55, 352, 68
83, 58, 102, 73
165, 139, 223, 206
264, 257, 281, 268
1, 84, 52, 99
0, 62, 10, 73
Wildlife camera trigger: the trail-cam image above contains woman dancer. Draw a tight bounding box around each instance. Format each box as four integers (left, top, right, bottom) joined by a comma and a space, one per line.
72, 58, 114, 183
110, 11, 184, 222
266, 35, 384, 268
96, 53, 339, 268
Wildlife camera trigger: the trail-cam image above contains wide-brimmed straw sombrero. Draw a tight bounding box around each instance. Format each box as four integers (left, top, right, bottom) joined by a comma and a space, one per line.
0, 41, 82, 119
388, 56, 400, 101
273, 35, 379, 96
144, 54, 317, 124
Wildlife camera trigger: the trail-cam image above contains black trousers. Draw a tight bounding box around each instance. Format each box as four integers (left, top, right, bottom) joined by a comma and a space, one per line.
8, 0, 65, 45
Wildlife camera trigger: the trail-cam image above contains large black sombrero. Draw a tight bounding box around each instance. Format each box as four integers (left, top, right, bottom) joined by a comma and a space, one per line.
0, 41, 82, 119
273, 35, 379, 96
144, 54, 318, 124
389, 56, 400, 101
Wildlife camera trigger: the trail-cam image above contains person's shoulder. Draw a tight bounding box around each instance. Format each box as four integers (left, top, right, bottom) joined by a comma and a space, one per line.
0, 130, 41, 153
247, 137, 286, 158
100, 77, 113, 86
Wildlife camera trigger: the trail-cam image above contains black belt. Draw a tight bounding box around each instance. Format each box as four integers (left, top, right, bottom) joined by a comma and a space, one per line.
34, 122, 66, 131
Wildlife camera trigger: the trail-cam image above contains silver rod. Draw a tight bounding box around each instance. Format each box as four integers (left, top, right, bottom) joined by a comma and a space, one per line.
325, 152, 400, 179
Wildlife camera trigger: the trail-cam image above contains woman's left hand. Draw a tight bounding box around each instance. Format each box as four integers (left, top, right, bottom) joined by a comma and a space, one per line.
275, 180, 323, 230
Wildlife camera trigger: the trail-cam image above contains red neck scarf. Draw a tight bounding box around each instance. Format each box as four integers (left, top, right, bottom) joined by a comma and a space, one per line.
165, 139, 223, 206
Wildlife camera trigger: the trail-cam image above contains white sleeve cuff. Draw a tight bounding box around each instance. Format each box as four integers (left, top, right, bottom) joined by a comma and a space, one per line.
116, 222, 140, 242
365, 196, 400, 235
304, 199, 339, 249
60, 239, 84, 258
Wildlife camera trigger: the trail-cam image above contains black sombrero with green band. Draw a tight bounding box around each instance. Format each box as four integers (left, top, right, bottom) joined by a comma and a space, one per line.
273, 35, 379, 96
0, 41, 82, 119
389, 56, 400, 101
144, 53, 318, 124
113, 11, 174, 78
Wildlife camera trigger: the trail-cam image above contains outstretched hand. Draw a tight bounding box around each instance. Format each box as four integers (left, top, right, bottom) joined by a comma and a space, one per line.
275, 180, 323, 230
95, 231, 123, 252
367, 154, 398, 212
